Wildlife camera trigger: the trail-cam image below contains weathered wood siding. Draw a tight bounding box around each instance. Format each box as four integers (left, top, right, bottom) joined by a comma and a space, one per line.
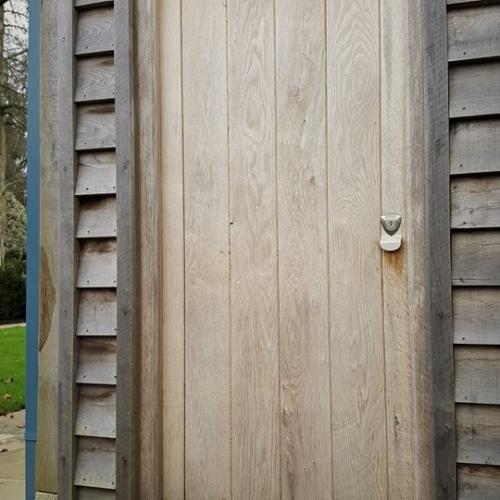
158, 0, 431, 498
448, 0, 500, 496
56, 0, 135, 498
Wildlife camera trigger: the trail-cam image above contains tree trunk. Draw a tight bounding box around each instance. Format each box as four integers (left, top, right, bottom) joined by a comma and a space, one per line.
0, 4, 6, 267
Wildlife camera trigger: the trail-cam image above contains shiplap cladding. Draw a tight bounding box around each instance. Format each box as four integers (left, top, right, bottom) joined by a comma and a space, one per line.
448, 0, 500, 497
57, 0, 134, 498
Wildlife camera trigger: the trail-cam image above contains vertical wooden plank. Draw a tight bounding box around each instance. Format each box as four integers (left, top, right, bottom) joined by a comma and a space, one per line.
57, 0, 78, 498
134, 0, 163, 497
182, 0, 230, 497
115, 0, 137, 497
327, 1, 387, 498
37, 0, 59, 493
275, 1, 332, 498
159, 0, 184, 497
422, 0, 456, 497
227, 1, 280, 498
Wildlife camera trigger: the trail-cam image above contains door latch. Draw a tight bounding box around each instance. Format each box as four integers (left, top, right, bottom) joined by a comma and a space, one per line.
380, 215, 402, 252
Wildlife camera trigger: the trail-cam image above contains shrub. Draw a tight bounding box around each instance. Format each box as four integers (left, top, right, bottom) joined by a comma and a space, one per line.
0, 252, 26, 321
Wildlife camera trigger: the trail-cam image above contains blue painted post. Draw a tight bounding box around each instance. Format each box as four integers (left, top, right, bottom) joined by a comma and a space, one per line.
26, 0, 40, 499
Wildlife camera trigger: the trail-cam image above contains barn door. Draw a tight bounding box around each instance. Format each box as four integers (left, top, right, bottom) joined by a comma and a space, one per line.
158, 1, 426, 498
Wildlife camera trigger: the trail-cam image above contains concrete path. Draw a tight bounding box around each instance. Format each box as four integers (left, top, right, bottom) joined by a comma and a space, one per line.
0, 410, 25, 499
0, 323, 26, 330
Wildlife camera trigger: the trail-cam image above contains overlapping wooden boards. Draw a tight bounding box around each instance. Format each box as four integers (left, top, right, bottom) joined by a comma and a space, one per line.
454, 288, 500, 344
448, 5, 500, 62
77, 290, 117, 336
75, 7, 114, 56
450, 119, 500, 175
458, 465, 500, 500
451, 175, 500, 229
447, 3, 500, 498
77, 197, 117, 238
76, 104, 116, 150
75, 386, 116, 438
75, 56, 115, 103
456, 404, 500, 465
74, 438, 116, 489
455, 347, 500, 404
76, 152, 116, 196
77, 239, 117, 288
449, 62, 500, 118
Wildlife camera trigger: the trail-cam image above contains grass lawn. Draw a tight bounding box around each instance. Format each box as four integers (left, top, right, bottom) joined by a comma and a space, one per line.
0, 325, 25, 414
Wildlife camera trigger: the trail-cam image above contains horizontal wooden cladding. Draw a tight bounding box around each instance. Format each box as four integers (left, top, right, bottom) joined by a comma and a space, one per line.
77, 196, 117, 238
75, 56, 115, 103
455, 346, 500, 404
75, 7, 114, 57
451, 175, 500, 228
76, 152, 116, 196
450, 119, 500, 175
77, 290, 117, 336
77, 337, 117, 385
77, 239, 117, 288
452, 230, 500, 285
76, 104, 115, 151
448, 5, 500, 62
454, 288, 500, 344
74, 437, 116, 489
457, 404, 500, 465
75, 386, 116, 438
449, 62, 500, 119
458, 464, 500, 500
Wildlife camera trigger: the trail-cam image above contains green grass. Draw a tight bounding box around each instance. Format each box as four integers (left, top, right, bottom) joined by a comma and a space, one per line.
0, 325, 25, 414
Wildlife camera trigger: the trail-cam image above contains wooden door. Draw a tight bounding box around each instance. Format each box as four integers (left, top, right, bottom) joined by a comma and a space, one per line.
157, 1, 427, 499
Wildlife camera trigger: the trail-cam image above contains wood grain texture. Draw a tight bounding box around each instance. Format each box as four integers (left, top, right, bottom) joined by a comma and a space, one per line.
114, 0, 137, 495
76, 151, 116, 196
135, 0, 163, 497
182, 0, 230, 497
74, 437, 116, 490
448, 5, 500, 62
75, 56, 115, 103
458, 464, 500, 500
227, 1, 280, 497
57, 0, 78, 496
76, 103, 116, 151
450, 119, 500, 175
77, 239, 117, 288
327, 1, 387, 498
451, 175, 500, 229
454, 288, 500, 345
449, 62, 500, 119
452, 230, 500, 285
381, 0, 424, 496
75, 386, 116, 438
422, 0, 456, 495
38, 0, 59, 492
77, 196, 117, 238
75, 7, 114, 56
456, 404, 500, 465
77, 337, 117, 385
455, 347, 500, 404
276, 1, 332, 498
158, 0, 184, 497
77, 290, 117, 337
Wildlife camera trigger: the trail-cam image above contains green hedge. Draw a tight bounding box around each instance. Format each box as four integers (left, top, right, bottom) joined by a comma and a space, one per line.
0, 253, 26, 321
